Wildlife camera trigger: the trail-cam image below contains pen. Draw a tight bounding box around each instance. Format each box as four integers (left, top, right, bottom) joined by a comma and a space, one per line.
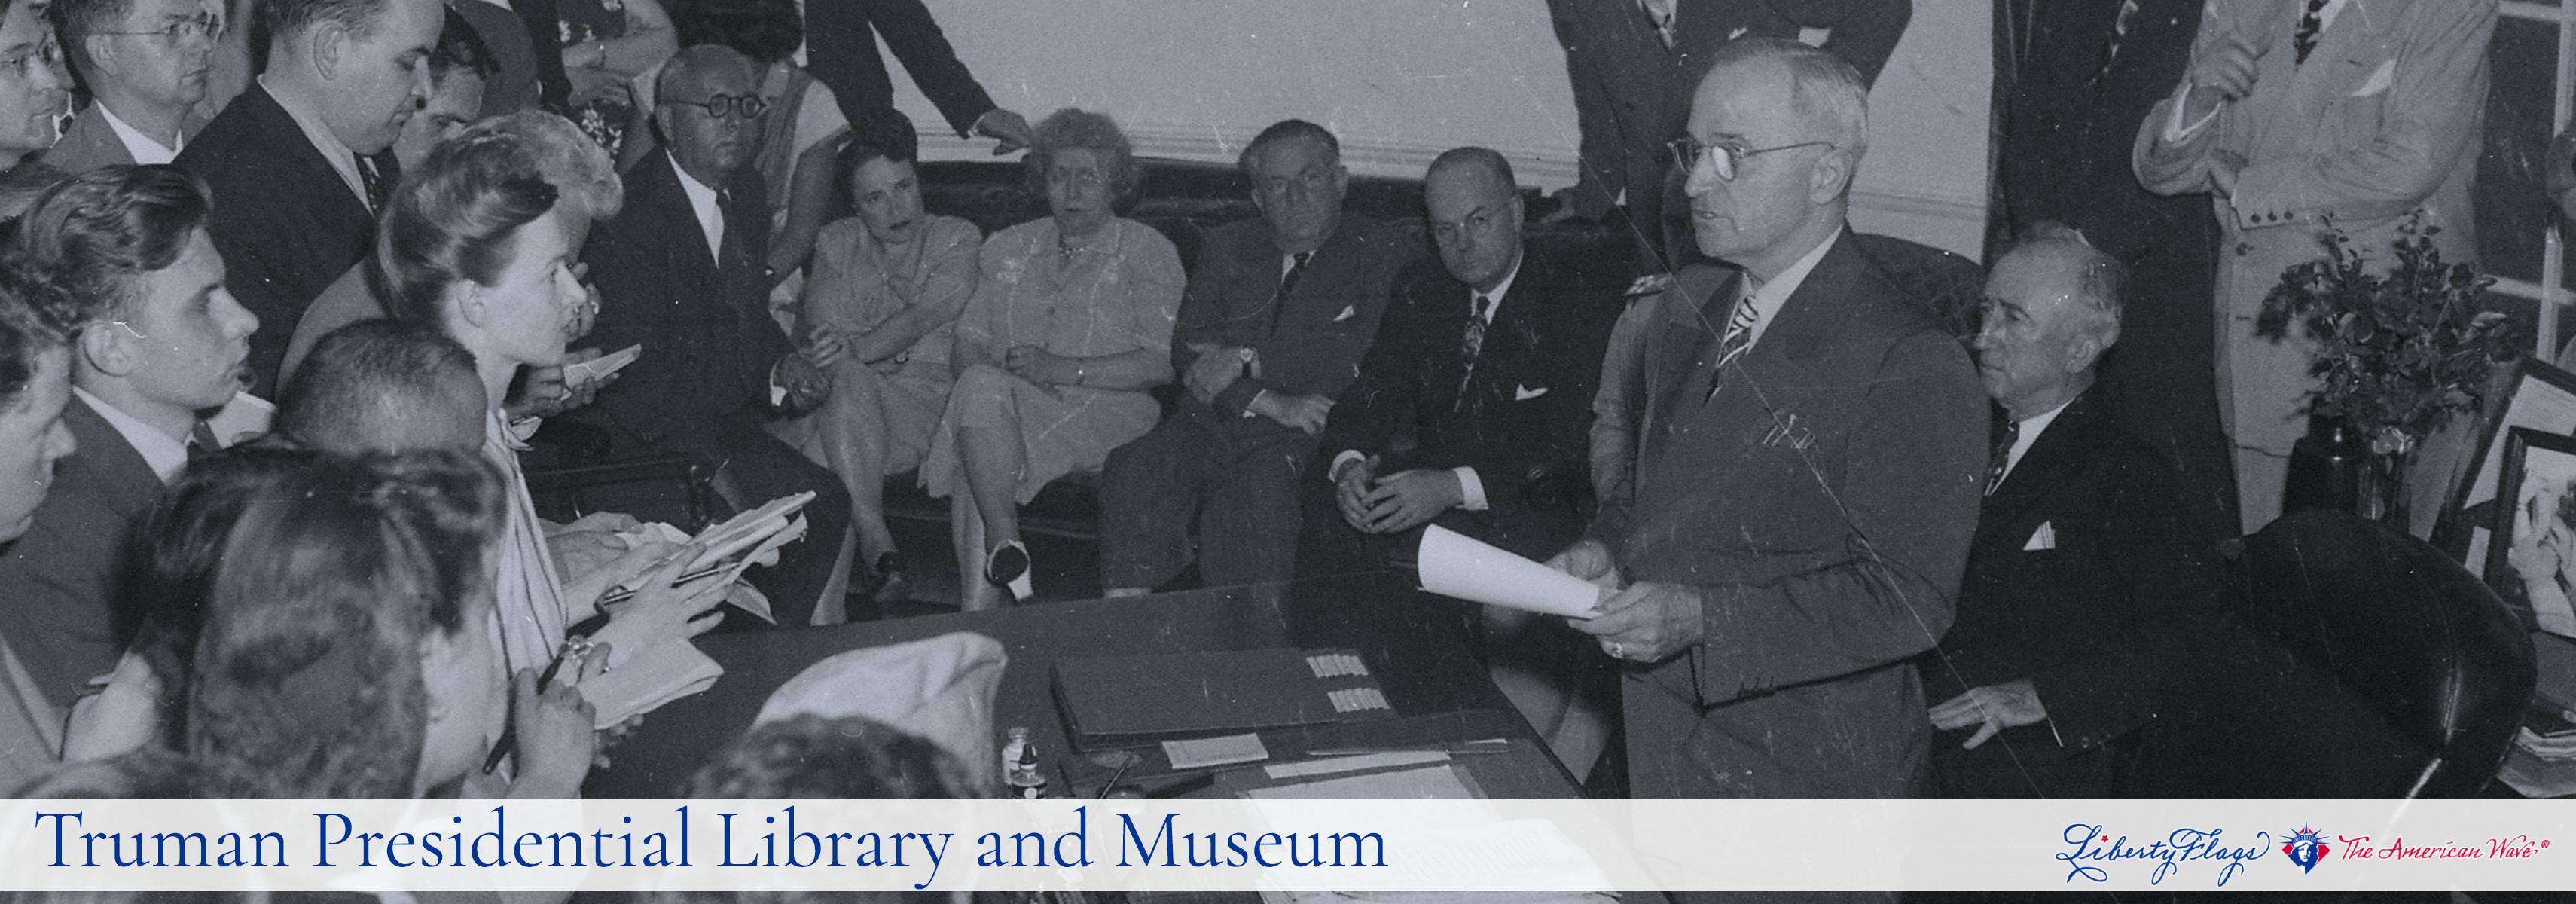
481, 637, 597, 775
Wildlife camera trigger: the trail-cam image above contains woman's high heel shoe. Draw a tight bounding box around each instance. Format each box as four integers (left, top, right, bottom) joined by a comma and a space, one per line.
868, 551, 909, 605
984, 540, 1033, 603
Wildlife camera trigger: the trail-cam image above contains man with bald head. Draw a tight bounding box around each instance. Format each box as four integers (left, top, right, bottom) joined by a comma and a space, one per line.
1557, 37, 1985, 800
571, 43, 852, 628
1920, 227, 2229, 798
177, 0, 443, 396
1303, 147, 1619, 778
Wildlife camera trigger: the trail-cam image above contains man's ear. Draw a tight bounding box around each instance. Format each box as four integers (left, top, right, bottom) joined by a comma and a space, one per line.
81, 35, 117, 81
651, 105, 676, 146
1807, 148, 1854, 205
78, 319, 137, 379
309, 20, 348, 82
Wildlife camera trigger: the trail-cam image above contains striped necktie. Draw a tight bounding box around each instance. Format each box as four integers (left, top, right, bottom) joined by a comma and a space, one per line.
1705, 289, 1759, 396
1988, 417, 2019, 494
1457, 292, 1491, 405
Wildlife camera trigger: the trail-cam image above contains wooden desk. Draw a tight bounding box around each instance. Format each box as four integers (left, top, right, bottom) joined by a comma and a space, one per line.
585, 572, 1583, 799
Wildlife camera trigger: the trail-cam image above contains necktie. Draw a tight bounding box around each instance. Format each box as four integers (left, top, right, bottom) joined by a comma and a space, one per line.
1988, 417, 2019, 494
1705, 289, 1759, 396
1638, 0, 1676, 47
716, 188, 742, 271
2092, 0, 2142, 86
2293, 0, 2330, 66
186, 421, 219, 463
1264, 251, 1311, 341
355, 152, 386, 211
1457, 292, 1491, 404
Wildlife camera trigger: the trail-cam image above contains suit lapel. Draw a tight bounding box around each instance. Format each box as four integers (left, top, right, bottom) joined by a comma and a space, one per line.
1978, 389, 2114, 548
61, 396, 166, 518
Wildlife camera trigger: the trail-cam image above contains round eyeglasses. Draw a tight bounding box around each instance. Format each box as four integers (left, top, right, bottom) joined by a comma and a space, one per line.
1667, 136, 1836, 182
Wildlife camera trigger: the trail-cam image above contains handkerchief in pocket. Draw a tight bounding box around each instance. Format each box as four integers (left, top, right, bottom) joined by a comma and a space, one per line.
2022, 521, 2057, 551
1332, 304, 1357, 322
1514, 384, 1547, 401
2350, 60, 2394, 97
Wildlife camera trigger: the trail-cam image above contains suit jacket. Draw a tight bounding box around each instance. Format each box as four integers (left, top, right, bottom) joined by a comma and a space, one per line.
2132, 0, 2489, 294
176, 84, 384, 398
1921, 389, 2230, 796
1170, 214, 1418, 443
1595, 230, 1985, 799
576, 152, 789, 452
2001, 0, 2211, 267
1317, 246, 1617, 559
1543, 0, 1912, 222
0, 396, 163, 710
37, 102, 206, 174
804, 0, 995, 138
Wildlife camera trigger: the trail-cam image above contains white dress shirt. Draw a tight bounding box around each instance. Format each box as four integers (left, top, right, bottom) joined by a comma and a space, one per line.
97, 104, 180, 165
70, 386, 188, 484
1996, 398, 2074, 488
670, 153, 727, 264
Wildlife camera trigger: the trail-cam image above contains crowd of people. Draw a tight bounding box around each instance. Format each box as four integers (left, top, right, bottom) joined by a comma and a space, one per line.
0, 0, 2520, 843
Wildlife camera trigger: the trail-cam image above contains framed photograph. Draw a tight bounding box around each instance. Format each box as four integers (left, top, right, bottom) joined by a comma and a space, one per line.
2486, 427, 2576, 638
2443, 358, 2576, 576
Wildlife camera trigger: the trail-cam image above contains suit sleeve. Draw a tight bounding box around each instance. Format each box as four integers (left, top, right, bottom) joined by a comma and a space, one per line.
1797, 0, 1914, 87
868, 0, 1000, 138
1586, 293, 1660, 543
1169, 234, 1247, 411
1317, 263, 1432, 463
1689, 330, 1984, 701
577, 221, 687, 442
1545, 0, 1628, 220
2031, 449, 2232, 750
2226, 1, 2492, 228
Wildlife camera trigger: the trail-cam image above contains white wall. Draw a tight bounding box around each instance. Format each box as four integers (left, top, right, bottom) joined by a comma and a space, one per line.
892, 0, 1988, 258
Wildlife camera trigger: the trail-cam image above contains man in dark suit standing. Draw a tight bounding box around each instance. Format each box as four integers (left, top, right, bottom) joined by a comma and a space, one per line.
176, 0, 441, 396
44, 0, 221, 173
1303, 146, 1620, 780
1921, 228, 2230, 798
573, 44, 850, 629
1557, 38, 1985, 802
1543, 0, 1911, 270
801, 0, 1030, 153
1995, 0, 2233, 545
1098, 120, 1418, 594
0, 166, 258, 710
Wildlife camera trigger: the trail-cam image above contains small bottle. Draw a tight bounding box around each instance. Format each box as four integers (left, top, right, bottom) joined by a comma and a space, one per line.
1003, 727, 1046, 799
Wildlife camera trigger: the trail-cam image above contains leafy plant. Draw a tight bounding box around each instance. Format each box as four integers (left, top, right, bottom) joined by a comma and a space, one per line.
2255, 217, 2513, 457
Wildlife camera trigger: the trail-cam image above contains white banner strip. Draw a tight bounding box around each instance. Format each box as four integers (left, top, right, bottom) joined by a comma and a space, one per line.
0, 800, 2567, 893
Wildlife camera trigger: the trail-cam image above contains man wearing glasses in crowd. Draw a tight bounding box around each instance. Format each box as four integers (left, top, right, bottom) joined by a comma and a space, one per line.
1561, 38, 1984, 808
45, 0, 221, 173
569, 44, 853, 631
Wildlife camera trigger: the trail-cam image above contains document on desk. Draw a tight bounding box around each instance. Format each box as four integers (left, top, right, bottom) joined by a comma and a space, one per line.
1264, 750, 1450, 780
1164, 733, 1270, 769
1243, 764, 1477, 799
1416, 524, 1605, 618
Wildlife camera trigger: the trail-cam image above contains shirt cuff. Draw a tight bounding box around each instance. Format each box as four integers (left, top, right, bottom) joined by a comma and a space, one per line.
768, 362, 789, 406
1330, 450, 1367, 482
2162, 81, 2223, 145
1454, 466, 1487, 512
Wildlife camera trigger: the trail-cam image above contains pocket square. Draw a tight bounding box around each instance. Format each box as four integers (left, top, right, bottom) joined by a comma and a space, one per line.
1513, 384, 1547, 401
2350, 60, 2394, 97
1332, 305, 1356, 322
2022, 521, 2056, 551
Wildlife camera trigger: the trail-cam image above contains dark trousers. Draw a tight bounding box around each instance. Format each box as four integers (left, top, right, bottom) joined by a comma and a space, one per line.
1927, 723, 2126, 799
1097, 413, 1316, 591
592, 410, 852, 629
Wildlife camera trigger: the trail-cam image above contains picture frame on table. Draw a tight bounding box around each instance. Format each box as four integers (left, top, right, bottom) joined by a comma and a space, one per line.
2485, 426, 2576, 639
2442, 358, 2576, 579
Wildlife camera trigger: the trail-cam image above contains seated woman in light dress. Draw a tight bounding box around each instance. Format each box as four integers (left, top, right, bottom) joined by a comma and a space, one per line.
768, 122, 979, 607
923, 108, 1183, 609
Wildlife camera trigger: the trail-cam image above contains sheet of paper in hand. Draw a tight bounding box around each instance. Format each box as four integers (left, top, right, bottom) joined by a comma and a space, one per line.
563, 343, 642, 389
1415, 524, 1606, 618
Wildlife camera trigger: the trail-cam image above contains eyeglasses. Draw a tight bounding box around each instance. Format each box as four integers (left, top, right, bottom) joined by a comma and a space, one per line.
670, 93, 767, 121
0, 37, 60, 79
1046, 167, 1105, 190
94, 11, 224, 44
1667, 136, 1836, 182
1430, 205, 1505, 244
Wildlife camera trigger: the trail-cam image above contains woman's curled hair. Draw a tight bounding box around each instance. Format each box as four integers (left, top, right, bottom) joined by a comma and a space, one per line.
379, 133, 562, 334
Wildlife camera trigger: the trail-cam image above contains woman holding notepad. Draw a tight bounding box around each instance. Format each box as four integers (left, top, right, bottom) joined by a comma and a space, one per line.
380, 118, 729, 685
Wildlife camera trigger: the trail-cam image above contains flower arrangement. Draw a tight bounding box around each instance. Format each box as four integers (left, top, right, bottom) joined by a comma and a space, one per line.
2256, 217, 2514, 458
